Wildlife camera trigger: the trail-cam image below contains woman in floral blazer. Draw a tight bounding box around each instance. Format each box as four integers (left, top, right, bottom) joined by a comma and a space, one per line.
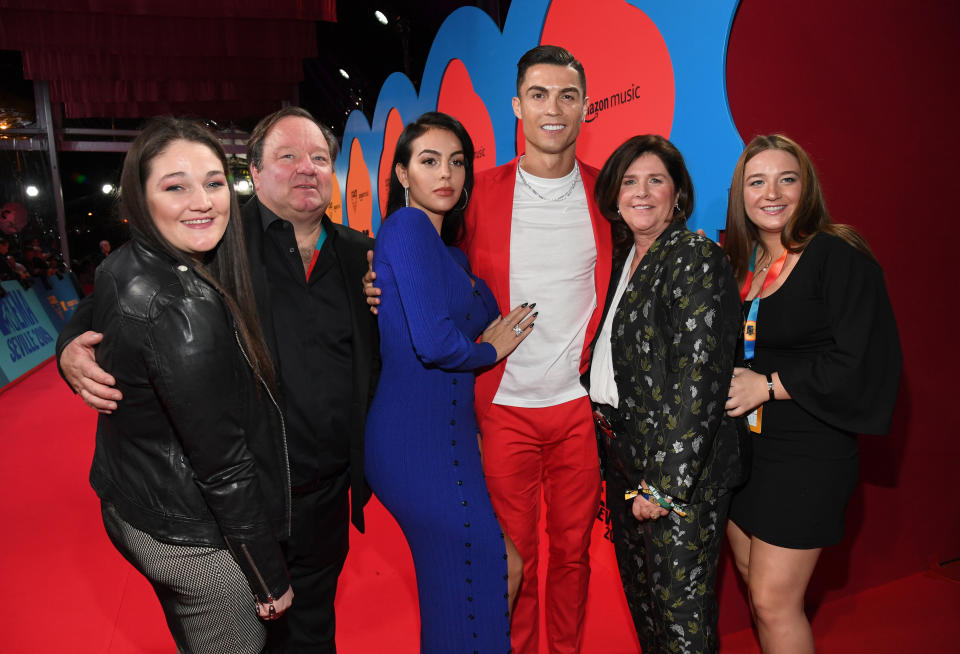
588, 135, 748, 654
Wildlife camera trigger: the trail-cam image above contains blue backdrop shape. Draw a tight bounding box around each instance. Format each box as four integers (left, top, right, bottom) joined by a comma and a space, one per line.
337, 0, 742, 239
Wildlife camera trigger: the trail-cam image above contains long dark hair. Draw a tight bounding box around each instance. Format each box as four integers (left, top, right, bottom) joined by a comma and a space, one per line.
724, 134, 874, 283
594, 134, 694, 260
386, 112, 474, 246
120, 117, 275, 390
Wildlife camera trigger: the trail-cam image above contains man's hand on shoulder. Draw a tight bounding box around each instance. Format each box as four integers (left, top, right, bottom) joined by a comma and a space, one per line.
61, 331, 123, 413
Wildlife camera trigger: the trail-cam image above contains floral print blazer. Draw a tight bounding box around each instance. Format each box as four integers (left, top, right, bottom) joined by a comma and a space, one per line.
604, 223, 749, 504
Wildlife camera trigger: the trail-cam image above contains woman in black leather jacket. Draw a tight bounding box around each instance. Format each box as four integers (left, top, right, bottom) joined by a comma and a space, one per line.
89, 117, 292, 653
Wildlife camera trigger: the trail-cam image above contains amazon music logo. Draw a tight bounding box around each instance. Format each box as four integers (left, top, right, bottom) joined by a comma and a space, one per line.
585, 83, 645, 123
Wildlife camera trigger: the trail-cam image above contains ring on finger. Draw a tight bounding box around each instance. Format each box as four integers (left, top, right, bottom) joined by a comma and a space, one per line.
512, 324, 524, 337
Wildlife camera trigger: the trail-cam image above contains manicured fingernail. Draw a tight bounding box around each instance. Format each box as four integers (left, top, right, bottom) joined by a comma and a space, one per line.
528, 302, 536, 309
521, 302, 528, 307
532, 312, 538, 318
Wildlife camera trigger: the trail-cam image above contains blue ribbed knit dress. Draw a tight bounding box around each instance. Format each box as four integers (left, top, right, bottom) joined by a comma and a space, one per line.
365, 207, 511, 653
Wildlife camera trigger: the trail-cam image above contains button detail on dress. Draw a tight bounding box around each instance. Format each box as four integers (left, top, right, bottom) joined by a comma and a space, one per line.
176, 265, 188, 272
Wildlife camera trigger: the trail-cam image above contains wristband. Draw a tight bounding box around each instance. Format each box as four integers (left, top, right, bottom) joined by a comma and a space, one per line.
765, 373, 775, 401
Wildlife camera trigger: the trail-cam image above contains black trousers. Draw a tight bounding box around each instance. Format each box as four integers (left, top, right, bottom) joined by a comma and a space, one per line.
606, 479, 731, 654
266, 470, 350, 654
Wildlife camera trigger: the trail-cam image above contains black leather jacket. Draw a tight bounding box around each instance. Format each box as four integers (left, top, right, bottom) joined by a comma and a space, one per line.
88, 235, 290, 602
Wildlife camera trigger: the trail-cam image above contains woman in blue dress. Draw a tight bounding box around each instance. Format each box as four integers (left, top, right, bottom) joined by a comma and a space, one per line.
365, 112, 534, 653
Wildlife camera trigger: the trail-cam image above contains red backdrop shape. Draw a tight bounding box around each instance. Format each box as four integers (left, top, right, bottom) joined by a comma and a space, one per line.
517, 0, 675, 168
438, 58, 498, 172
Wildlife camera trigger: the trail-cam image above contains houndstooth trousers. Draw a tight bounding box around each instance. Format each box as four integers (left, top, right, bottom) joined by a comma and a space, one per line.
101, 502, 266, 654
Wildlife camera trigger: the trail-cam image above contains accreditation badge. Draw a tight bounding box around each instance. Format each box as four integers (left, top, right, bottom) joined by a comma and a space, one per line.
747, 405, 762, 434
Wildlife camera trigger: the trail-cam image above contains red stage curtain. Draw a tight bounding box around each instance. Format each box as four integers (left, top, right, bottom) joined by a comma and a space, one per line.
0, 0, 335, 120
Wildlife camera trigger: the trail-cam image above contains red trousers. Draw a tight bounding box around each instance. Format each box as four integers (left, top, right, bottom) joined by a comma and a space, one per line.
480, 396, 601, 654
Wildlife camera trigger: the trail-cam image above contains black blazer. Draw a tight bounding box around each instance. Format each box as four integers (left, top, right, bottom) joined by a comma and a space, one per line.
240, 197, 380, 531
585, 223, 749, 504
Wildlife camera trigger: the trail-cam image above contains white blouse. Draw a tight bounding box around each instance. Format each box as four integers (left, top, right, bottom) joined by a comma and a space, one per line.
589, 244, 637, 408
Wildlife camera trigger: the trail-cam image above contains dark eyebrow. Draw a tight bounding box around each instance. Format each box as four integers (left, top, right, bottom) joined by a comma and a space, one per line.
158, 169, 224, 183
417, 148, 465, 157
525, 85, 581, 98
746, 169, 800, 180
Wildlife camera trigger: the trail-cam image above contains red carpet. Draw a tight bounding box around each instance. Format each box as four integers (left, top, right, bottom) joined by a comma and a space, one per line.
3, 360, 958, 653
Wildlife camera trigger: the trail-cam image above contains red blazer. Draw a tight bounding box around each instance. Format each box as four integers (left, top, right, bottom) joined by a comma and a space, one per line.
461, 157, 613, 420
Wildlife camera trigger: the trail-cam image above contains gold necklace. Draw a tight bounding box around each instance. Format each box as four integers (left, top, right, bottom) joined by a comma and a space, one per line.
757, 248, 786, 273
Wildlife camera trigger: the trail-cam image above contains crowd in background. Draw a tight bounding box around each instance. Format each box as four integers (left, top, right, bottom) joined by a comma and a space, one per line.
0, 235, 68, 283
0, 233, 119, 294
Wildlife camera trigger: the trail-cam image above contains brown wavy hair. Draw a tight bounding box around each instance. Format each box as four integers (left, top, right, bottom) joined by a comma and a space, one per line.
120, 117, 275, 390
724, 134, 874, 283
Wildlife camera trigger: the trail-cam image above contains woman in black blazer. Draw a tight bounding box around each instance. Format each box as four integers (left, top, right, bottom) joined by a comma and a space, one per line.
589, 135, 747, 654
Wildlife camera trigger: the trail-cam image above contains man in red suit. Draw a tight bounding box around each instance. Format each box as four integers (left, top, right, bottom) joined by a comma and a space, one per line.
461, 45, 612, 654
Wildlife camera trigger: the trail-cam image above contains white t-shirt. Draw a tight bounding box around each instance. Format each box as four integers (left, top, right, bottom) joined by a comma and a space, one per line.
493, 163, 597, 408
589, 244, 637, 408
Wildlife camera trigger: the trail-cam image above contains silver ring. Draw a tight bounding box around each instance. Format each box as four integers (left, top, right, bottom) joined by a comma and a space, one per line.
513, 324, 523, 337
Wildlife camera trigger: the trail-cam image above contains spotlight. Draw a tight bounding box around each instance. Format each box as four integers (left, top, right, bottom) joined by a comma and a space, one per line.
25, 185, 39, 197
374, 10, 388, 25
235, 180, 250, 193
102, 183, 114, 194
339, 68, 350, 80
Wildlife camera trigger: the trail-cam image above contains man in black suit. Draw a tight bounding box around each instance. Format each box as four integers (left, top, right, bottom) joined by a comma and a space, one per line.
57, 107, 379, 653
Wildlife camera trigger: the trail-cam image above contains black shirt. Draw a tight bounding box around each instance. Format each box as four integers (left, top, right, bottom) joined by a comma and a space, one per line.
259, 205, 354, 486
